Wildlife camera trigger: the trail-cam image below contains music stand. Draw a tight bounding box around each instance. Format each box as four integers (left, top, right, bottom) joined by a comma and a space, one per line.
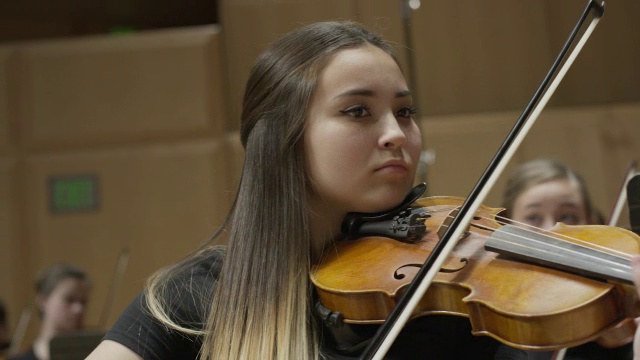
628, 174, 640, 236
50, 330, 104, 360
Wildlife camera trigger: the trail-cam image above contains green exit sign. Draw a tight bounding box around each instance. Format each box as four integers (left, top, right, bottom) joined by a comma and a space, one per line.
49, 174, 99, 213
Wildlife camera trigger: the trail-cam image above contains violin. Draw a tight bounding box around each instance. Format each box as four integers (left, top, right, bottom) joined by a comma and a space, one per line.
311, 194, 640, 351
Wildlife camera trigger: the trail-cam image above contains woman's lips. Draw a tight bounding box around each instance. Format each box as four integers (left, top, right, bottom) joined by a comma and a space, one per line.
375, 160, 409, 174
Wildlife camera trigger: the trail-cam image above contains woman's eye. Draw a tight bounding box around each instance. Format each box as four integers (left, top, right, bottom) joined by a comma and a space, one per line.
397, 106, 418, 119
341, 105, 370, 118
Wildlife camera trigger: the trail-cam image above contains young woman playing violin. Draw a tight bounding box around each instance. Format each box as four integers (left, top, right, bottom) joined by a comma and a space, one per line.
497, 159, 634, 359
86, 21, 640, 360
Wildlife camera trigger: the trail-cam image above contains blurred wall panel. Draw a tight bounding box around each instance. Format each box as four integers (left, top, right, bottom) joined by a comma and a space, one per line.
420, 111, 517, 206
15, 26, 227, 150
603, 104, 640, 175
0, 48, 14, 155
410, 1, 552, 116
408, 0, 640, 116
0, 159, 25, 333
23, 139, 234, 328
547, 1, 640, 107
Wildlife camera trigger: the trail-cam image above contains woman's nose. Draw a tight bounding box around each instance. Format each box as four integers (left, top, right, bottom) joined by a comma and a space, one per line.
378, 113, 406, 150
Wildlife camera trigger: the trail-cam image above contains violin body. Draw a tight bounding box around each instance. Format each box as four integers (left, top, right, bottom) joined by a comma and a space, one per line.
311, 196, 640, 350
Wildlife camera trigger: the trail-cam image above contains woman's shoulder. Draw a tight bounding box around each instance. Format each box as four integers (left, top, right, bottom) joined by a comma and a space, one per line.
102, 246, 226, 358
157, 246, 225, 325
170, 246, 225, 285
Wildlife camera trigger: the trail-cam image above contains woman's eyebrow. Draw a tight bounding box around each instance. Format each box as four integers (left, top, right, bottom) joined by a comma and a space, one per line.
334, 88, 374, 99
334, 88, 412, 99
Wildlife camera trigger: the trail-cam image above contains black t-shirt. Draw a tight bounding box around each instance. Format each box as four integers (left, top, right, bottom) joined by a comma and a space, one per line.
495, 342, 633, 360
104, 251, 221, 359
329, 315, 501, 359
7, 348, 37, 360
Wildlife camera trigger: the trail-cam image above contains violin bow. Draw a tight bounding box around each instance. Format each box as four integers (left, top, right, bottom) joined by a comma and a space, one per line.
99, 247, 131, 328
360, 2, 606, 359
7, 304, 33, 355
607, 160, 638, 227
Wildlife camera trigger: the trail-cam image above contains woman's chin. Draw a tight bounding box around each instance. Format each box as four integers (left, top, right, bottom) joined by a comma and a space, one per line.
359, 192, 412, 214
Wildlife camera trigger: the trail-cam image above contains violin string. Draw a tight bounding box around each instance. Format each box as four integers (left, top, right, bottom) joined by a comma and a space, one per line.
425, 208, 634, 260
435, 220, 633, 268
462, 213, 629, 260
491, 213, 634, 260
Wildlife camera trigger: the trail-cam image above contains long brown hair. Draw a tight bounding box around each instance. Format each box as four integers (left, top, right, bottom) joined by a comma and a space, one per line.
145, 21, 399, 360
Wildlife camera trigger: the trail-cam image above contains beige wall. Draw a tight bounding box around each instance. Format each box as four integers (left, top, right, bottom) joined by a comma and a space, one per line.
15, 26, 227, 150
409, 1, 640, 115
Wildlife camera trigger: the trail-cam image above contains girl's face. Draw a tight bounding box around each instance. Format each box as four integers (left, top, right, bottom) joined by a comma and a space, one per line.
39, 278, 89, 332
304, 44, 422, 220
510, 178, 589, 230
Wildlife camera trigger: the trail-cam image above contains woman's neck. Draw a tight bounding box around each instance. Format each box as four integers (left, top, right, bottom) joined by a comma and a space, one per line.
308, 200, 346, 260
